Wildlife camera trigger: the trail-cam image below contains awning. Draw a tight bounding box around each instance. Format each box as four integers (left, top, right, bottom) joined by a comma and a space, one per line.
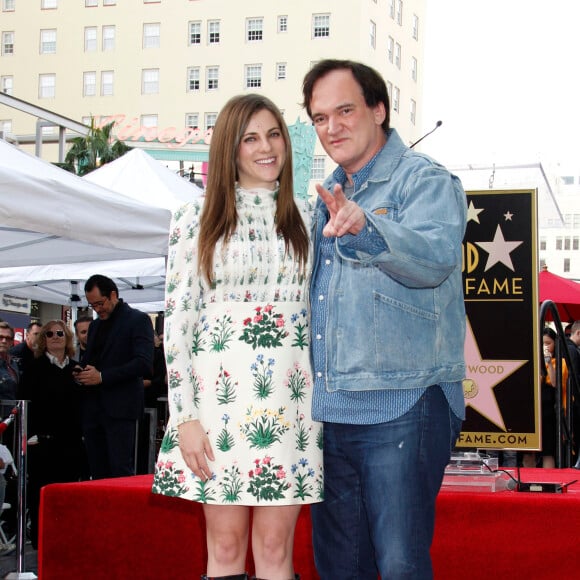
144, 148, 209, 162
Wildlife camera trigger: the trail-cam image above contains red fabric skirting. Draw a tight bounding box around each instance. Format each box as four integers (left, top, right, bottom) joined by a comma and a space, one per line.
39, 468, 580, 579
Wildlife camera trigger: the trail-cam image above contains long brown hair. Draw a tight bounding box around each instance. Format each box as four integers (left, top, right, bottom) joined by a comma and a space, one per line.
198, 94, 309, 284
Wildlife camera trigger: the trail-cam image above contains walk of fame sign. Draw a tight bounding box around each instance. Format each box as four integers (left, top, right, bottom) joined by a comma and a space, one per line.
458, 189, 540, 450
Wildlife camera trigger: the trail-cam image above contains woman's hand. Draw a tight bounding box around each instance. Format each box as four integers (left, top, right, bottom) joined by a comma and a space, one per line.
178, 420, 215, 481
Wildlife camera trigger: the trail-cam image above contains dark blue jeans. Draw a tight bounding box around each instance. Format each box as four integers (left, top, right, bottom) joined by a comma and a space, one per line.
312, 385, 462, 579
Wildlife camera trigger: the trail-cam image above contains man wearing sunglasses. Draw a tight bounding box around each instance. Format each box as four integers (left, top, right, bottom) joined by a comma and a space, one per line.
75, 275, 154, 479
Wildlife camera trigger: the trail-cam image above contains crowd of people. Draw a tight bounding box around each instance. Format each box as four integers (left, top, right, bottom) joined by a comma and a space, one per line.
0, 275, 167, 551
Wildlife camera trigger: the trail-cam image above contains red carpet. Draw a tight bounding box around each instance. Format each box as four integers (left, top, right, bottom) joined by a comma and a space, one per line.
39, 469, 580, 579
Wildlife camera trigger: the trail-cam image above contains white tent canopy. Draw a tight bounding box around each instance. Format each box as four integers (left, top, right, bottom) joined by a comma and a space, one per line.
0, 257, 166, 312
0, 139, 171, 268
0, 271, 165, 312
84, 148, 203, 210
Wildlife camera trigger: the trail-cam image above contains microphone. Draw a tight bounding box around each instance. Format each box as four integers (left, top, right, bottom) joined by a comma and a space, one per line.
410, 120, 442, 149
0, 407, 18, 434
495, 475, 517, 491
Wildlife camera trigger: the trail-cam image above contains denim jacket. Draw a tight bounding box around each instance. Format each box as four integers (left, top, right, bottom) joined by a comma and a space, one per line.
311, 129, 467, 391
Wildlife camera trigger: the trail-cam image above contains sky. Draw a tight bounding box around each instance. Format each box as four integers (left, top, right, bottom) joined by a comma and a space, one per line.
421, 0, 580, 168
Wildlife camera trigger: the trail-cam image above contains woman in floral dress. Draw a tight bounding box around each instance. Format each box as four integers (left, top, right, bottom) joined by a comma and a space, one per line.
152, 94, 323, 580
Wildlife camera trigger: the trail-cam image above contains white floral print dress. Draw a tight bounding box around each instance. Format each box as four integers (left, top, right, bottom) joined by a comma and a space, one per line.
152, 185, 323, 505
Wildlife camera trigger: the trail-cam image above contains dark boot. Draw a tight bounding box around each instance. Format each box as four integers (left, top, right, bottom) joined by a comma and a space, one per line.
251, 575, 299, 580
201, 574, 249, 580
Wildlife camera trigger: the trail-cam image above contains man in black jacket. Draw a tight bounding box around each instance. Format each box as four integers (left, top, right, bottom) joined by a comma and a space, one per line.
9, 321, 41, 375
75, 275, 154, 479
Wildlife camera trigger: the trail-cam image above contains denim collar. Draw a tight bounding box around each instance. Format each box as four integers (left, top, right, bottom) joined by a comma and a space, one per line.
330, 128, 407, 192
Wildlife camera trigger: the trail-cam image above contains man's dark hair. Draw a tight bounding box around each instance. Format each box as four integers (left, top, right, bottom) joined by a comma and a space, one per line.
84, 275, 119, 298
302, 59, 390, 131
74, 315, 93, 329
28, 321, 42, 331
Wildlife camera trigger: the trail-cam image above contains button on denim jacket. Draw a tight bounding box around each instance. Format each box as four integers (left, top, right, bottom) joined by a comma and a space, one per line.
311, 129, 467, 391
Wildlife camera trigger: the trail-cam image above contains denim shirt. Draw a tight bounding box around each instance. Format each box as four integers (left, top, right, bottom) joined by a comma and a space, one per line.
310, 128, 467, 393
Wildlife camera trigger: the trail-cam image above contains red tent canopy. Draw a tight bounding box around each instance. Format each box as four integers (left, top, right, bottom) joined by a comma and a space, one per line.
539, 268, 580, 323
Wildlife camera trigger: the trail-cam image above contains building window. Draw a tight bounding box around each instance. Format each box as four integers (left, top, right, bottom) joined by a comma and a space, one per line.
189, 21, 201, 45
411, 56, 418, 82
205, 112, 217, 131
246, 18, 263, 42
410, 98, 416, 125
208, 20, 220, 44
185, 113, 198, 129
277, 15, 288, 33
85, 0, 98, 6
565, 237, 571, 251
143, 23, 160, 48
556, 237, 563, 250
561, 175, 574, 185
141, 114, 158, 129
142, 68, 159, 94
84, 27, 97, 52
102, 25, 115, 51
276, 62, 287, 80
311, 156, 326, 180
387, 36, 394, 63
396, 0, 403, 25
392, 86, 400, 113
245, 64, 262, 89
564, 258, 571, 273
386, 80, 393, 99
389, 0, 395, 19
187, 67, 200, 91
39, 73, 56, 98
41, 0, 57, 8
103, 0, 116, 5
40, 29, 57, 54
1, 75, 13, 94
101, 70, 114, 95
313, 14, 330, 38
395, 43, 401, 69
2, 31, 14, 56
0, 119, 12, 134
574, 237, 580, 250
83, 71, 96, 96
412, 14, 419, 40
369, 20, 376, 49
539, 237, 546, 251
206, 66, 218, 90
2, 0, 15, 12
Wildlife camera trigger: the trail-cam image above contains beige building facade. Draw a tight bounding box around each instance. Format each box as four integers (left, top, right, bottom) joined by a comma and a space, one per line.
1, 0, 425, 186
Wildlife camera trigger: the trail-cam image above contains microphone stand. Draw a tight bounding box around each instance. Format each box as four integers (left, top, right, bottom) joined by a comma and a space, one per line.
410, 120, 442, 149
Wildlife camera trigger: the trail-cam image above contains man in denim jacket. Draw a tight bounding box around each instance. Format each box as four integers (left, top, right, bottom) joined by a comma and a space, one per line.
302, 60, 467, 579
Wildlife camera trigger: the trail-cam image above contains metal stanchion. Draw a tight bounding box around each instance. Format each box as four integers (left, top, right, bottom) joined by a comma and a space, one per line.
5, 399, 36, 580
